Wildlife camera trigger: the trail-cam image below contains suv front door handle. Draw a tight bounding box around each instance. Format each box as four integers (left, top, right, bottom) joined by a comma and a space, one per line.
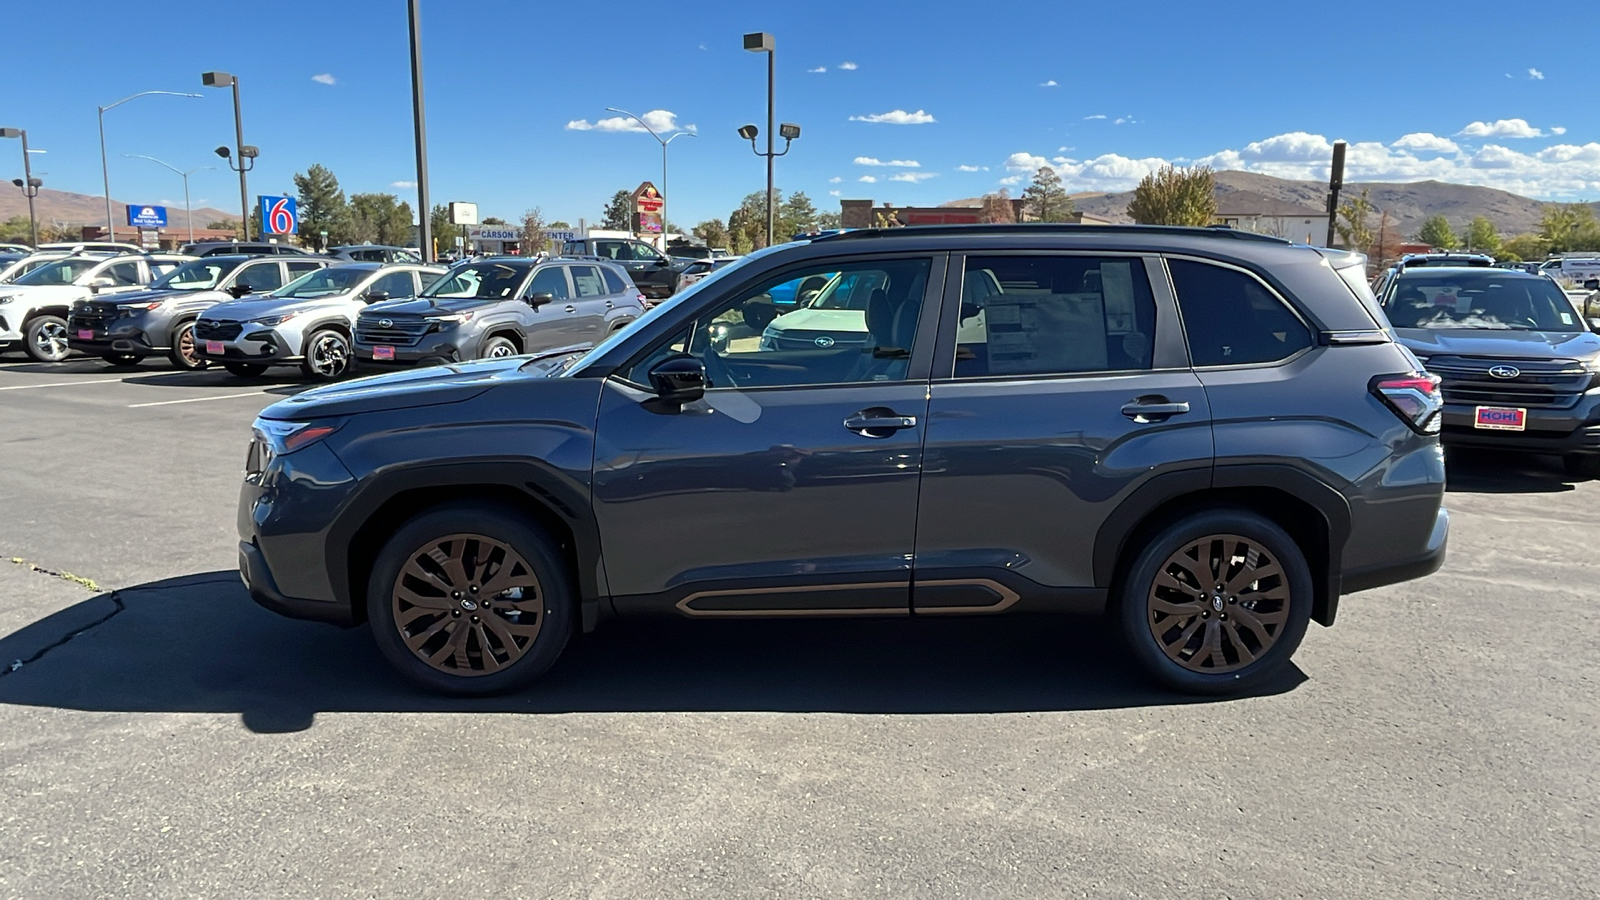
1121, 397, 1191, 423
564, 305, 577, 313
844, 408, 918, 438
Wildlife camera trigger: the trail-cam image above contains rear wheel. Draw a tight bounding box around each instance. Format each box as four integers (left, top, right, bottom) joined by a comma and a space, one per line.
480, 335, 518, 359
101, 353, 143, 368
1563, 453, 1600, 480
23, 316, 69, 363
299, 328, 352, 380
223, 362, 269, 378
1116, 509, 1312, 695
167, 321, 209, 371
366, 504, 574, 695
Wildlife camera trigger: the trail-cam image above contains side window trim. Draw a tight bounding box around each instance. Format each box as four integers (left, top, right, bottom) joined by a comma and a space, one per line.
1161, 253, 1316, 370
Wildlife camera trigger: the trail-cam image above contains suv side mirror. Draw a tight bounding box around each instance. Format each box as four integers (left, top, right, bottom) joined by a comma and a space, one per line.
1584, 279, 1600, 291
363, 290, 390, 304
89, 276, 115, 293
227, 284, 254, 298
652, 257, 669, 268
526, 291, 555, 308
648, 355, 707, 405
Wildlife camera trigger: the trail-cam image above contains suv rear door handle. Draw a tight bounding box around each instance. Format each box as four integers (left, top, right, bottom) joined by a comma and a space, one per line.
1121, 397, 1191, 423
564, 305, 577, 313
844, 408, 918, 438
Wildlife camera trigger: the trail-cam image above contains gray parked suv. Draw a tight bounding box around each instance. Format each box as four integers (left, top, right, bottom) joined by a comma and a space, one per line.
352, 257, 644, 367
193, 262, 447, 380
68, 255, 330, 369
237, 224, 1448, 697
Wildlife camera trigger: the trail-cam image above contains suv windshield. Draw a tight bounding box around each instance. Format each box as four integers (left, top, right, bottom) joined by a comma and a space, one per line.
273, 267, 370, 299
151, 258, 243, 291
14, 258, 102, 285
422, 262, 528, 299
1386, 271, 1583, 331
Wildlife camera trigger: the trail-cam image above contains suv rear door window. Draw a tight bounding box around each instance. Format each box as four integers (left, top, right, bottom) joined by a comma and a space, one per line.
234, 262, 285, 293
1168, 259, 1312, 366
600, 267, 631, 294
953, 256, 1157, 377
106, 260, 144, 286
570, 265, 606, 297
595, 241, 627, 261
286, 260, 323, 278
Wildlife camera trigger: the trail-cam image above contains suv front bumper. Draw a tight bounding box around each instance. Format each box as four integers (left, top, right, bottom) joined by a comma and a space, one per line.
353, 328, 472, 368
193, 322, 303, 366
66, 315, 168, 356
1438, 397, 1600, 455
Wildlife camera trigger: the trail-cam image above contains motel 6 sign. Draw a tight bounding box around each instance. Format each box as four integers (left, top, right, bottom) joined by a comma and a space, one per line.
258, 195, 299, 235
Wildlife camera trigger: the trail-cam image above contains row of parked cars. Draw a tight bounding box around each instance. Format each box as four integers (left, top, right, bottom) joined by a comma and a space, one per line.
0, 242, 652, 377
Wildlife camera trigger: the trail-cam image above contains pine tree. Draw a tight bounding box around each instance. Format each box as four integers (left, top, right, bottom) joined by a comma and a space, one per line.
1464, 216, 1499, 255
292, 164, 348, 248
1417, 215, 1458, 250
1021, 166, 1074, 222
601, 190, 633, 231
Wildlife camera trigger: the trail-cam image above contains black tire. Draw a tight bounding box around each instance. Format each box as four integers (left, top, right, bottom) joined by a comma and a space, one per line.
366, 503, 574, 695
167, 320, 210, 371
22, 315, 69, 363
479, 335, 518, 360
1116, 509, 1312, 696
299, 328, 352, 380
1563, 453, 1600, 480
223, 362, 269, 378
101, 353, 143, 368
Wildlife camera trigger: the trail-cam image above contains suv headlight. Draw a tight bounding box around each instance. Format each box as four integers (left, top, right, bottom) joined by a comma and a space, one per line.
425, 312, 473, 324
252, 417, 340, 456
251, 312, 298, 326
0, 295, 15, 305
121, 301, 164, 312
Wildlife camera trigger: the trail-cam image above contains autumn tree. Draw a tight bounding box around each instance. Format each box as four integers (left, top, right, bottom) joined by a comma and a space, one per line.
1417, 215, 1458, 250
1336, 188, 1375, 253
520, 207, 551, 255
1127, 164, 1216, 226
980, 190, 1016, 224
1372, 210, 1404, 270
1021, 166, 1074, 222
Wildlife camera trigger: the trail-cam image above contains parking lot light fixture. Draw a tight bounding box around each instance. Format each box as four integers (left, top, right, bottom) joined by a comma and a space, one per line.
742, 32, 777, 247
97, 91, 202, 243
201, 72, 253, 241
0, 127, 39, 247
605, 107, 696, 250
125, 154, 214, 243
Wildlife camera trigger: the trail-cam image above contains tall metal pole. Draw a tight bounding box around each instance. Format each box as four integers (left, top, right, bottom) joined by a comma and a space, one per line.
1325, 140, 1346, 248
19, 132, 38, 248
98, 110, 114, 241
230, 81, 249, 241
766, 48, 775, 248
408, 0, 433, 263
662, 140, 669, 247
182, 171, 193, 243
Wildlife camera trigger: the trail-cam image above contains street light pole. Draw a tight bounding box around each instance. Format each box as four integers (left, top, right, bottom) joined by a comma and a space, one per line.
125, 155, 214, 243
201, 73, 255, 240
604, 107, 695, 250
742, 33, 777, 246
97, 91, 202, 242
0, 128, 38, 247
408, 0, 433, 263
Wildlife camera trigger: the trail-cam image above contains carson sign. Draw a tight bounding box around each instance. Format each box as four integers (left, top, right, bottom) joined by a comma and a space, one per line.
126, 205, 168, 228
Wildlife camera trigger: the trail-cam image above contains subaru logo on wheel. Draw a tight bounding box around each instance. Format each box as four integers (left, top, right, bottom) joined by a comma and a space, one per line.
1488, 365, 1520, 379
814, 335, 835, 348
379, 319, 393, 328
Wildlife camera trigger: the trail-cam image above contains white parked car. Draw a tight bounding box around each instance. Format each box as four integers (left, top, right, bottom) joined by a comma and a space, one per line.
0, 253, 189, 362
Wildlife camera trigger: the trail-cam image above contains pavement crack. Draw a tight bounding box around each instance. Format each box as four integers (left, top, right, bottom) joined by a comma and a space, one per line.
8, 557, 104, 593
4, 557, 121, 676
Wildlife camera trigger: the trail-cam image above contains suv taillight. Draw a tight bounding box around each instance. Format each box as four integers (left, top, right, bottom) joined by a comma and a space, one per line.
1371, 373, 1442, 434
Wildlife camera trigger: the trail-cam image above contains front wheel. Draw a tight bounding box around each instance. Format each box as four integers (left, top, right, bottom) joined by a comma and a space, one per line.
299, 328, 352, 380
1563, 453, 1600, 480
167, 321, 210, 371
366, 503, 574, 695
23, 316, 69, 363
1116, 509, 1312, 696
480, 335, 518, 360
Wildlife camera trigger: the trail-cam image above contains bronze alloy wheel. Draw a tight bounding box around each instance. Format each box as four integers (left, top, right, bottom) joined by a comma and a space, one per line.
1146, 533, 1290, 674
173, 323, 207, 369
390, 533, 544, 677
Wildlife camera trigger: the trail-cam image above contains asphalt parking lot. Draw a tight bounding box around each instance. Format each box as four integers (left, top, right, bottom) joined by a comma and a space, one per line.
0, 352, 1595, 899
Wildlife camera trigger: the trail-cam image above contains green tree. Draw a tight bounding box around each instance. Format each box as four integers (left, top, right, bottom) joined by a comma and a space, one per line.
728, 190, 774, 251
348, 193, 415, 246
1336, 188, 1374, 252
1127, 164, 1216, 226
1501, 233, 1550, 262
693, 219, 730, 248
1541, 204, 1600, 253
0, 216, 34, 242
428, 203, 456, 255
1463, 216, 1500, 255
547, 220, 570, 229
520, 207, 551, 255
1417, 215, 1458, 250
601, 190, 633, 231
481, 216, 507, 225
780, 191, 819, 234
817, 210, 842, 231
292, 163, 349, 249
1021, 166, 1074, 222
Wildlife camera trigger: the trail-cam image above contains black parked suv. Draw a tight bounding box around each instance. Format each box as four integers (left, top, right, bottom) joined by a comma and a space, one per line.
560, 236, 687, 299
352, 257, 643, 367
1377, 265, 1600, 476
239, 225, 1448, 696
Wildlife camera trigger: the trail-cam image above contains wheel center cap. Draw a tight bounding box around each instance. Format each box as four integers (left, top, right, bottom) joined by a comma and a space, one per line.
460, 598, 478, 611
1212, 596, 1225, 612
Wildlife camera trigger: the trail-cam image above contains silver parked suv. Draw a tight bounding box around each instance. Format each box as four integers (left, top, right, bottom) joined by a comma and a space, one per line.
194, 262, 446, 380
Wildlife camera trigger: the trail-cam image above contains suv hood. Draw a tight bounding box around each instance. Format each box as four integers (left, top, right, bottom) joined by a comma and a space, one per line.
0, 284, 91, 304
99, 287, 220, 305
1396, 327, 1600, 361
363, 296, 496, 317
204, 294, 347, 322
260, 352, 583, 420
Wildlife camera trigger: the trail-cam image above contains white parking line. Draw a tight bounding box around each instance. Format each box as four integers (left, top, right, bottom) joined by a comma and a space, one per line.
127, 391, 269, 409
0, 378, 126, 391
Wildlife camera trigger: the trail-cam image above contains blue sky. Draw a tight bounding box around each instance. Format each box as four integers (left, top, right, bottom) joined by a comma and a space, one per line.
2, 0, 1594, 229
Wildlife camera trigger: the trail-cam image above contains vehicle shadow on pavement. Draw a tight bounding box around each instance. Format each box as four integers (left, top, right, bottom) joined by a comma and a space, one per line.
1444, 449, 1582, 493
0, 357, 120, 374
120, 371, 312, 390
0, 572, 1304, 733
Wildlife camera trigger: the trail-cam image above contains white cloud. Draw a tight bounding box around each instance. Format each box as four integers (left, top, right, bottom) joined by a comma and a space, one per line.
1528, 67, 1544, 80
390, 180, 417, 188
1553, 126, 1568, 135
998, 175, 1024, 186
829, 190, 841, 196
1058, 146, 1074, 152
889, 172, 938, 183
839, 62, 858, 70
807, 66, 827, 73
311, 73, 336, 86
1458, 118, 1544, 139
854, 156, 920, 167
858, 175, 878, 183
566, 109, 693, 134
955, 164, 987, 172
698, 43, 706, 50
1084, 114, 1107, 120
1004, 152, 1051, 172
1392, 133, 1460, 153
1237, 131, 1335, 161
828, 176, 842, 183
1114, 117, 1136, 125
1040, 79, 1058, 87
849, 109, 935, 125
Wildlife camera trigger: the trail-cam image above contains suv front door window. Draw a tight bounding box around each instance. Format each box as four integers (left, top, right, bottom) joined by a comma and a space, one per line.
591, 254, 944, 616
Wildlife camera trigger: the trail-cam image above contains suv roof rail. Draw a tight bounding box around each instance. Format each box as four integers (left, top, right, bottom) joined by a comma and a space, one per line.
813, 223, 1295, 244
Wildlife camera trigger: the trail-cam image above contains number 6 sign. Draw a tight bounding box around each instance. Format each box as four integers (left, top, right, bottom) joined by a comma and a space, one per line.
258, 195, 299, 235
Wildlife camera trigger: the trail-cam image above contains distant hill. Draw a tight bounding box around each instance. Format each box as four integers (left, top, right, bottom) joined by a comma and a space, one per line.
0, 187, 237, 233
940, 170, 1599, 239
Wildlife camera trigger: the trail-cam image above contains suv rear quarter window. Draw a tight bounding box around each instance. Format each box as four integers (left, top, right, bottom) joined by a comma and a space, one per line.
1169, 259, 1312, 367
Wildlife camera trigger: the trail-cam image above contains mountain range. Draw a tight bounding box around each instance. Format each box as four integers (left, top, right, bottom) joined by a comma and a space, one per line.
0, 187, 237, 234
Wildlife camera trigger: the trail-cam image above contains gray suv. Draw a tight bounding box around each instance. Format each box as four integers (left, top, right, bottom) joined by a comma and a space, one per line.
352, 257, 643, 367
193, 262, 447, 380
68, 255, 330, 369
237, 225, 1448, 697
